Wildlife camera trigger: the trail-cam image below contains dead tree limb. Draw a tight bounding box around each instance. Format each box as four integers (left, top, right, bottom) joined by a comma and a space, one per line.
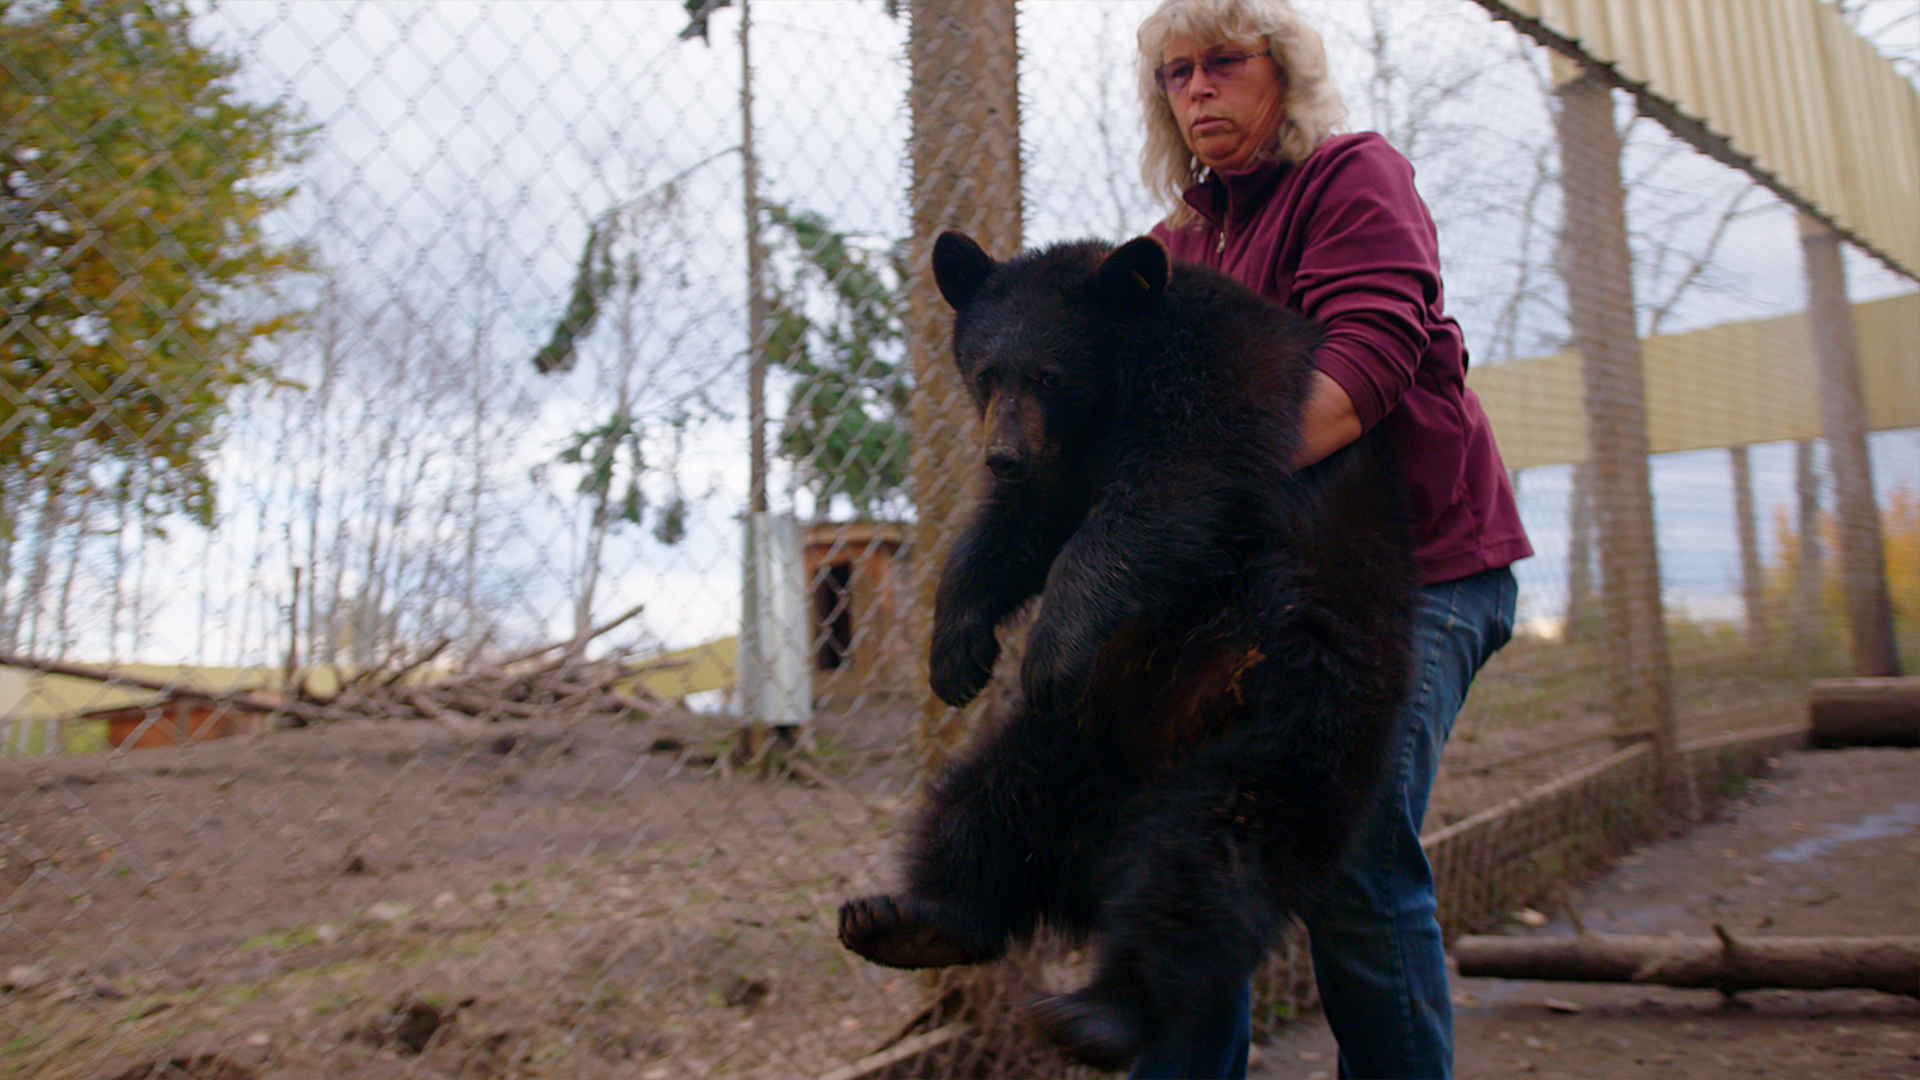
481, 603, 647, 673
379, 637, 452, 689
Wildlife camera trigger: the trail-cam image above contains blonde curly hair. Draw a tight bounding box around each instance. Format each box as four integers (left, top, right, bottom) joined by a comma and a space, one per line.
1137, 0, 1347, 228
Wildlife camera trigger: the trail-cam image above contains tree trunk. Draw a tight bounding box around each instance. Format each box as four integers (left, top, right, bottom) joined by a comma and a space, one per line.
1454, 931, 1920, 997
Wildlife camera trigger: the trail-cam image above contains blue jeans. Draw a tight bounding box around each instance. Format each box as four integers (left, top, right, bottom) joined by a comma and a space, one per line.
1130, 566, 1518, 1080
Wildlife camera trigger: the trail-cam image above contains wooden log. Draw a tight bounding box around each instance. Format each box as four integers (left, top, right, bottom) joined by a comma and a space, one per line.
405, 690, 487, 737
1453, 929, 1920, 997
1811, 677, 1920, 747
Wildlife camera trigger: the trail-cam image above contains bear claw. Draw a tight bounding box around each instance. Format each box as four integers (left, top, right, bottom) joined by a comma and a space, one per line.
1030, 990, 1146, 1073
837, 895, 998, 970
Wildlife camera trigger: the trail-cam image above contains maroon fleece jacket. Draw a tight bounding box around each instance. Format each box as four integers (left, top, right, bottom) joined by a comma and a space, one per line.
1152, 131, 1532, 585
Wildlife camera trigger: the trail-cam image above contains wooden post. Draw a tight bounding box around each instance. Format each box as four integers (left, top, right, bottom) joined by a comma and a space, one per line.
1798, 212, 1902, 678
1794, 438, 1826, 670
1552, 68, 1681, 809
1565, 460, 1596, 642
1729, 446, 1770, 654
906, 0, 1022, 773
893, 7, 1080, 1077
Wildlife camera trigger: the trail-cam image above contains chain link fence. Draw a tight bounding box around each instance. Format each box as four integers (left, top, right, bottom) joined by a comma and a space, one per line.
3, 1, 1916, 1077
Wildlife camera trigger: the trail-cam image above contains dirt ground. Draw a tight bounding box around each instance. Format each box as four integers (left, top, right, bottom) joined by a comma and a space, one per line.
0, 707, 924, 1079
1253, 746, 1920, 1080
4, 692, 1914, 1079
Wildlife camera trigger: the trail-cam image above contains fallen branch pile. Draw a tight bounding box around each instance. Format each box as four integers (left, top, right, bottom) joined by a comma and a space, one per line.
0, 606, 680, 734
280, 605, 673, 730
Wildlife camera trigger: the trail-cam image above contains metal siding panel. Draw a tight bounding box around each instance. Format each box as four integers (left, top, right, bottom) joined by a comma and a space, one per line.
1613, 0, 1653, 87
1535, 0, 1573, 45
1602, 0, 1638, 77
1751, 3, 1795, 177
1470, 295, 1919, 466
1779, 2, 1839, 211
1887, 90, 1920, 273
1806, 1, 1859, 222
1570, 0, 1616, 59
1768, 2, 1828, 209
1659, 2, 1704, 120
1818, 7, 1867, 226
1850, 22, 1915, 255
1694, 1, 1739, 146
1717, 1, 1763, 159
1761, 3, 1804, 184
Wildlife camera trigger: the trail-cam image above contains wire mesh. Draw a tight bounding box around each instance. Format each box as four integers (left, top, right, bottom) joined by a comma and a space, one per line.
2, 1, 1915, 1077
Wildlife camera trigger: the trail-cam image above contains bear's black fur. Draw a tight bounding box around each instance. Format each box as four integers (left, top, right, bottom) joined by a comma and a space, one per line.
838, 232, 1420, 1071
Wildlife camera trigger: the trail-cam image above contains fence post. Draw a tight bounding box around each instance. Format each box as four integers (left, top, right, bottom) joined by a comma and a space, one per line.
1730, 445, 1770, 654
897, 5, 1072, 1077
1552, 67, 1683, 811
1797, 212, 1902, 678
906, 0, 1023, 772
1794, 438, 1827, 670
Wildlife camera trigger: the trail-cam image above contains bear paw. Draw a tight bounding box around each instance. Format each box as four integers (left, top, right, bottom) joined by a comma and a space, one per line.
929, 624, 1000, 707
837, 895, 1000, 970
1031, 989, 1148, 1073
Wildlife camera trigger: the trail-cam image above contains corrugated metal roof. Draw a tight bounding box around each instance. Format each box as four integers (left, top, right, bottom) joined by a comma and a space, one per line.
1485, 0, 1920, 280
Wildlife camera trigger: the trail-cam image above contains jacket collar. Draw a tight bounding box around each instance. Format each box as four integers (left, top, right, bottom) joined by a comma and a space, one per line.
1180, 156, 1290, 231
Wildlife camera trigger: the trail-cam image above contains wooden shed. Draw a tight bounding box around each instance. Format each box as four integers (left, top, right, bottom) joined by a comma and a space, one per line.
803, 521, 917, 704
86, 690, 277, 750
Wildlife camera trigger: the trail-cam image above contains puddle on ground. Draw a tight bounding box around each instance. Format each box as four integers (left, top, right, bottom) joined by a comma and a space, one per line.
1765, 802, 1920, 863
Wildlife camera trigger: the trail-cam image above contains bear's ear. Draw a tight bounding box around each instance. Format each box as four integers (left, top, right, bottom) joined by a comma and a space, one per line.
933, 231, 996, 311
1094, 235, 1170, 310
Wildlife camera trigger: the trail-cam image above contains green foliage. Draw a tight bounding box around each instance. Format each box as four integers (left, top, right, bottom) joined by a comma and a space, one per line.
0, 0, 309, 533
530, 216, 614, 374
678, 0, 731, 43
760, 203, 909, 516
533, 186, 698, 548
557, 410, 647, 529
1762, 485, 1920, 672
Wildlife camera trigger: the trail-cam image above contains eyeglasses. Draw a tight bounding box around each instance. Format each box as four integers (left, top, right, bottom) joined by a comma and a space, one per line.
1154, 48, 1273, 95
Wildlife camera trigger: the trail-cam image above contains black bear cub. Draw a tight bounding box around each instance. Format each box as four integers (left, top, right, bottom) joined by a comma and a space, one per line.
839, 231, 1419, 1071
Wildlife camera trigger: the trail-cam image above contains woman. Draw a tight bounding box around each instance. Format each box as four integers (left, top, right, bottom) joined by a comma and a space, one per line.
1131, 1, 1531, 1077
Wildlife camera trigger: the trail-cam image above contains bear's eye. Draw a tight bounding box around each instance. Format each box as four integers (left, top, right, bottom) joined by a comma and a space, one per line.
975, 370, 994, 393
1037, 371, 1062, 391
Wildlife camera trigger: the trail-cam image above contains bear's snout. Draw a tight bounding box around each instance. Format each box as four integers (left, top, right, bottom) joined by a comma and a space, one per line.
982, 391, 1043, 483
984, 445, 1026, 481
